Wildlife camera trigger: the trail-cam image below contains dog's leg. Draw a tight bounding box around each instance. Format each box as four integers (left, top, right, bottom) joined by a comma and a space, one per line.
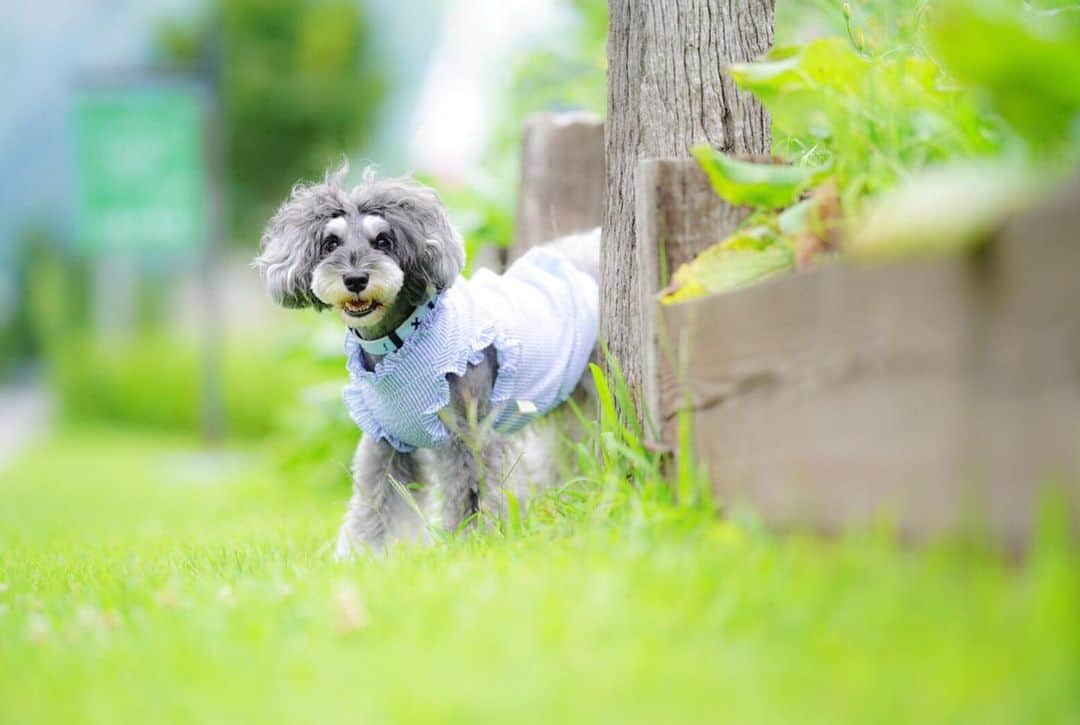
433, 438, 482, 534
431, 347, 499, 534
430, 432, 523, 533
335, 434, 429, 559
475, 436, 519, 522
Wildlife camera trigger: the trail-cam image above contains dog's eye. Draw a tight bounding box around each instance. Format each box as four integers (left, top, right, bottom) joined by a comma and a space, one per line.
323, 236, 341, 254
373, 233, 392, 251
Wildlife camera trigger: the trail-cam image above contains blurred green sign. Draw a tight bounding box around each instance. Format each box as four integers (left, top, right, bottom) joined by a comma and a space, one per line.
73, 82, 208, 253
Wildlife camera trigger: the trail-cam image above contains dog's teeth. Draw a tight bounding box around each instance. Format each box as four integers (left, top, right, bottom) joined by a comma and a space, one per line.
344, 299, 376, 317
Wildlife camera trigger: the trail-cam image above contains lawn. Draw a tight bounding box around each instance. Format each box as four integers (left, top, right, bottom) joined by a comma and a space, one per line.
0, 427, 1076, 724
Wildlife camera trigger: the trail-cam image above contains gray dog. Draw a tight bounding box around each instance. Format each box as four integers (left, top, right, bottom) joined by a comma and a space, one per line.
255, 166, 599, 557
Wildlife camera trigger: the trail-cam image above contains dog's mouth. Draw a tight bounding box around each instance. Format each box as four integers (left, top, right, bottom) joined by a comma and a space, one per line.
342, 298, 380, 318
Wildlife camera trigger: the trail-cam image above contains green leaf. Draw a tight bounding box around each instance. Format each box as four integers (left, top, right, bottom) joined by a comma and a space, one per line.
661, 230, 794, 304
729, 33, 1002, 221
691, 146, 827, 208
850, 161, 1038, 259
726, 54, 802, 93
728, 39, 872, 144
928, 0, 1080, 154
777, 198, 814, 235
728, 39, 868, 99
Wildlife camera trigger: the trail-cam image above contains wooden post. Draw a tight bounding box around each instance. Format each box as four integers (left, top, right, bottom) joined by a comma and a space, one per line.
603, 0, 773, 418
635, 158, 749, 432
513, 111, 604, 261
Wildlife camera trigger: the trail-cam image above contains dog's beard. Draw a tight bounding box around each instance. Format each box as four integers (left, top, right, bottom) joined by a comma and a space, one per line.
311, 259, 405, 330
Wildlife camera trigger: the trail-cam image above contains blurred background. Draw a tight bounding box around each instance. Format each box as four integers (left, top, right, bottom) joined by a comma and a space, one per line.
3, 0, 1077, 481
0, 0, 607, 477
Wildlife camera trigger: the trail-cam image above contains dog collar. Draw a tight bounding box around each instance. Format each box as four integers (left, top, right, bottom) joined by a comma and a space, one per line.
351, 294, 439, 356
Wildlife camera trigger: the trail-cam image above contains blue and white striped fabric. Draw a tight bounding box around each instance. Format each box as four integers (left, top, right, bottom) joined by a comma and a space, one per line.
342, 246, 598, 452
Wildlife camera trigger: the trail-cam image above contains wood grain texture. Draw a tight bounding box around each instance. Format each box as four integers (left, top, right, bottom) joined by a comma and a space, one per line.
513, 112, 604, 261
603, 0, 773, 416
657, 179, 1080, 544
635, 158, 750, 430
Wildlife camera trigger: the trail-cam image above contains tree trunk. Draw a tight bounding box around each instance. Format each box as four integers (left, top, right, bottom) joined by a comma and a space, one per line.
602, 0, 774, 423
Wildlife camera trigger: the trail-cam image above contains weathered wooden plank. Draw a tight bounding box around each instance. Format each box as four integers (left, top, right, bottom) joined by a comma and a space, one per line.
512, 111, 604, 262
635, 158, 750, 432
656, 178, 1080, 544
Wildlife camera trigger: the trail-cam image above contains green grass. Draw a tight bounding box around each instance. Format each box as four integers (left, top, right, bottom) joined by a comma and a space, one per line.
1, 427, 1077, 724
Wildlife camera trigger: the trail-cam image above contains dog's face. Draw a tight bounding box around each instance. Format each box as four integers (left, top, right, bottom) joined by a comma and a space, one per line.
307, 212, 407, 329
254, 167, 465, 331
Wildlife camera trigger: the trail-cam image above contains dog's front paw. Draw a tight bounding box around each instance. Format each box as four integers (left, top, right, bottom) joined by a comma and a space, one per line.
333, 524, 387, 562
333, 528, 359, 562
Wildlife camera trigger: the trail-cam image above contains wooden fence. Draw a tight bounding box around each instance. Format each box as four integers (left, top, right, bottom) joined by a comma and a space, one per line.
639, 160, 1080, 544
515, 113, 1079, 544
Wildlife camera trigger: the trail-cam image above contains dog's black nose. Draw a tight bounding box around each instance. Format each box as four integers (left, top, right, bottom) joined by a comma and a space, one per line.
344, 274, 369, 293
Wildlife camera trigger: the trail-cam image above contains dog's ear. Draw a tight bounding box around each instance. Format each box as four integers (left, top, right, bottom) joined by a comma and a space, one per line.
254, 183, 338, 310
418, 232, 466, 292
255, 216, 320, 308
399, 186, 465, 291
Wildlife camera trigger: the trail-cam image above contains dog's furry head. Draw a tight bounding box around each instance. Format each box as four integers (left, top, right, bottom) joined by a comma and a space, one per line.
254, 165, 465, 330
